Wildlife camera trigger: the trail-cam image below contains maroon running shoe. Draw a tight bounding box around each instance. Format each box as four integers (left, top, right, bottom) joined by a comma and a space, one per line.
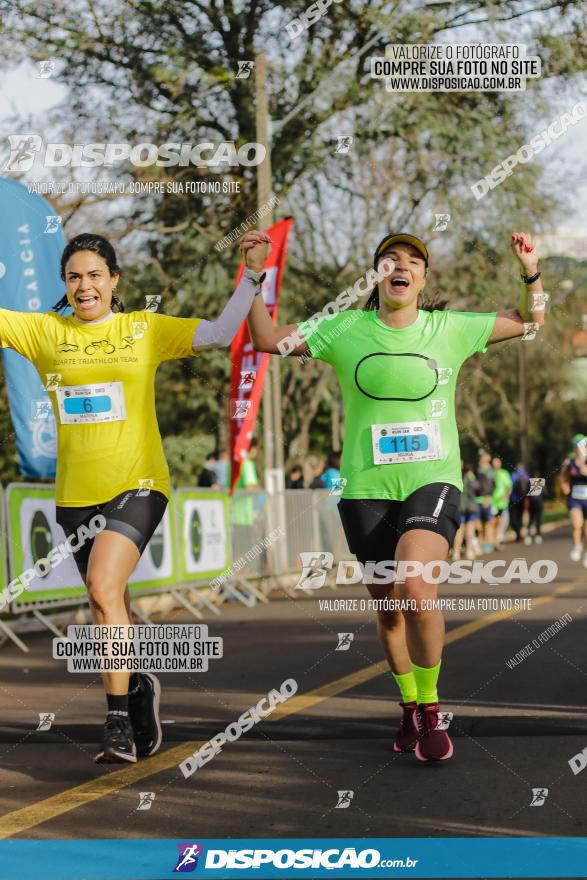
413, 702, 454, 762
393, 700, 418, 752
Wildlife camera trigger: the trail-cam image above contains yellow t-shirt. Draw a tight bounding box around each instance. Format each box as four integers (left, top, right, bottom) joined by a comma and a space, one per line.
0, 308, 201, 506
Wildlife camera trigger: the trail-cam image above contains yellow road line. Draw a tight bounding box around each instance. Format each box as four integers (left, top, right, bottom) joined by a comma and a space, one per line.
270, 589, 570, 722
0, 580, 580, 838
269, 661, 388, 721
0, 741, 204, 840
439, 594, 554, 645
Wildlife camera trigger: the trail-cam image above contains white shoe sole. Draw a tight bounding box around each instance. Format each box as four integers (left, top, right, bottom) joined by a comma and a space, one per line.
95, 748, 137, 764
414, 739, 454, 762
413, 707, 454, 762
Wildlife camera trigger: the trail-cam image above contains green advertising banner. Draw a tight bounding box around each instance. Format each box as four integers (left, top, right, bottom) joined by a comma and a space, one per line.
7, 483, 86, 606
128, 495, 178, 594
6, 483, 178, 608
176, 489, 231, 584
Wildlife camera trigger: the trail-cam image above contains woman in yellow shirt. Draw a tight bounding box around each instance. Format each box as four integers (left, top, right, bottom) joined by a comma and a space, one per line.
0, 229, 270, 764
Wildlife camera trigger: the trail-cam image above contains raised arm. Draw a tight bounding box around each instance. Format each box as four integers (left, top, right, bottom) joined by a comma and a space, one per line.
0, 308, 43, 361
192, 270, 263, 350
239, 231, 309, 357
192, 230, 277, 350
488, 231, 546, 344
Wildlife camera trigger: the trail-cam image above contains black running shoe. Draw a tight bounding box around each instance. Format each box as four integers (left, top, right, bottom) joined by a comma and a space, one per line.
95, 713, 137, 764
128, 672, 162, 757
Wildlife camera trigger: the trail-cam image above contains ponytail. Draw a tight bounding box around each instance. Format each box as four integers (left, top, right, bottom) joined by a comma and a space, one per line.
52, 293, 69, 313
112, 293, 125, 312
419, 291, 449, 312
364, 285, 379, 311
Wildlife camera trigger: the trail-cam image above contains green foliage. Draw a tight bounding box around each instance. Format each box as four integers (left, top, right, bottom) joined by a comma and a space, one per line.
162, 434, 215, 485
0, 0, 585, 488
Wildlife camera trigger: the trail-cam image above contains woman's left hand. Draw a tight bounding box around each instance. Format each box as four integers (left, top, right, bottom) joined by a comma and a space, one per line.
511, 231, 538, 274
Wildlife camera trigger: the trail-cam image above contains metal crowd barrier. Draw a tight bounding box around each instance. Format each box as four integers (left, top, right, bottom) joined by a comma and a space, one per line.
229, 488, 347, 591
0, 484, 349, 651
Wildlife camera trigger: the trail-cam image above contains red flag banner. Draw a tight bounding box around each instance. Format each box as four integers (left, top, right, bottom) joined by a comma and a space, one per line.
229, 216, 294, 493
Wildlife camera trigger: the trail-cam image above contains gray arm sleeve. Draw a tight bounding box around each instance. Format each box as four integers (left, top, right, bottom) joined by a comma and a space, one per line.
192, 273, 261, 349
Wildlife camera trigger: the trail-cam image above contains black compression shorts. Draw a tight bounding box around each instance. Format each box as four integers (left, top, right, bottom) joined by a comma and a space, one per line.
337, 482, 461, 564
56, 488, 168, 576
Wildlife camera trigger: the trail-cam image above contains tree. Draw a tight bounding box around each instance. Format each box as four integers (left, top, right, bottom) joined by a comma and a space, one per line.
0, 0, 585, 484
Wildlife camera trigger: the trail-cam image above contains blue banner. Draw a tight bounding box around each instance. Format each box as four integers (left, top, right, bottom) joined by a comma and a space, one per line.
0, 177, 66, 477
1, 838, 587, 879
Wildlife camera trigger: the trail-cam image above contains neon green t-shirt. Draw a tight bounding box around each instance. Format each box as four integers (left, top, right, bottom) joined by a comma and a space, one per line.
0, 308, 200, 506
298, 308, 496, 501
492, 467, 512, 508
232, 458, 259, 526
237, 458, 259, 489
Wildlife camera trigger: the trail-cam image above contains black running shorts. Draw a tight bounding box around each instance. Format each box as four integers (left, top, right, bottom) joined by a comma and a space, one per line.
337, 482, 461, 564
56, 489, 168, 576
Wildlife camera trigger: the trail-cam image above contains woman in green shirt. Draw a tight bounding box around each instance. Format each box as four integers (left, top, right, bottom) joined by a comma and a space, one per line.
244, 228, 545, 763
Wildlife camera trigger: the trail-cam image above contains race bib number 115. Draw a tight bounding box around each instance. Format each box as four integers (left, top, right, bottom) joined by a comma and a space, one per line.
372, 420, 442, 465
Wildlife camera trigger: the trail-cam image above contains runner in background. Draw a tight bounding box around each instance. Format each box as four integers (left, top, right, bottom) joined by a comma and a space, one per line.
509, 462, 531, 542
244, 227, 546, 763
560, 434, 587, 564
490, 456, 512, 550
475, 451, 496, 553
453, 462, 480, 561
526, 468, 544, 545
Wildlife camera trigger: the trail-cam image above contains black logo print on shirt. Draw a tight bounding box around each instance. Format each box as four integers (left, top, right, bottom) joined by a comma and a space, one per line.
57, 337, 137, 356
354, 352, 439, 401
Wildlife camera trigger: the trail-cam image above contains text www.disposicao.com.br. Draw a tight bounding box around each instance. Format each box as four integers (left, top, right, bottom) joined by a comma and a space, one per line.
70, 657, 202, 671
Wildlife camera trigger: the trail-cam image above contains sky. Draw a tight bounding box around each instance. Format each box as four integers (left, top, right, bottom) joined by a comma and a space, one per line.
1, 59, 586, 250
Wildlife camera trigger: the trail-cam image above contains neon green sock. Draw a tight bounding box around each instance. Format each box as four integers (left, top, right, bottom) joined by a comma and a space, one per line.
392, 671, 417, 703
412, 661, 442, 704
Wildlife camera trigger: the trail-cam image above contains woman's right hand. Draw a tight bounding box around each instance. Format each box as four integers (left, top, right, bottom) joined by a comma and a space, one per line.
239, 230, 272, 272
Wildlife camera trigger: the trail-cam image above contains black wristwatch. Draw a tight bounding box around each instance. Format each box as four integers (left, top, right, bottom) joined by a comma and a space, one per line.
244, 267, 266, 294
521, 270, 541, 285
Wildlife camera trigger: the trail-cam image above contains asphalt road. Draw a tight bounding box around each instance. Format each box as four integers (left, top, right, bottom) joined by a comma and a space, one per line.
0, 524, 585, 871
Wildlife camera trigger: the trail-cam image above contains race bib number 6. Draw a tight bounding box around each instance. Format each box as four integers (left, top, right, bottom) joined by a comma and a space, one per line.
55, 382, 126, 424
372, 420, 442, 465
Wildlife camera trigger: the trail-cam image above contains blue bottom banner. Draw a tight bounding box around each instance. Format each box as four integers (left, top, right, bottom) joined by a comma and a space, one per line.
1, 837, 587, 879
